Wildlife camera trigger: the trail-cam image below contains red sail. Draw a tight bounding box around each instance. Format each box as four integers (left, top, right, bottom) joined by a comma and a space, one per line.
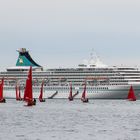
68, 82, 73, 101
19, 86, 21, 99
69, 82, 73, 98
39, 80, 44, 100
0, 78, 4, 100
15, 85, 19, 100
24, 79, 28, 101
82, 82, 86, 99
24, 67, 33, 101
81, 81, 88, 102
127, 86, 136, 101
16, 85, 21, 100
28, 66, 33, 100
24, 78, 30, 101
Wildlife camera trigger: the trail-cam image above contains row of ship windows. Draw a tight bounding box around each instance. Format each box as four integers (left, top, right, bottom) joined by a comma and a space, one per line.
3, 74, 140, 78
45, 87, 109, 90
5, 87, 109, 90
0, 74, 122, 78
1, 73, 121, 76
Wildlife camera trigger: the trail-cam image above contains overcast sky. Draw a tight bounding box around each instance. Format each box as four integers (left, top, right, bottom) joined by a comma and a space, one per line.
0, 0, 140, 70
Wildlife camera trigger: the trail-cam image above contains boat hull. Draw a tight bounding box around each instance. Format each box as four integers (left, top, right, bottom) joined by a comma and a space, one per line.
3, 84, 140, 99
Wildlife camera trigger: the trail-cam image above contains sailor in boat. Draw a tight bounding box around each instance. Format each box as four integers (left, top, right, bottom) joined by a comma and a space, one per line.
81, 97, 89, 103
39, 98, 45, 102
27, 100, 33, 106
0, 98, 6, 103
33, 98, 36, 105
68, 96, 73, 101
27, 98, 36, 106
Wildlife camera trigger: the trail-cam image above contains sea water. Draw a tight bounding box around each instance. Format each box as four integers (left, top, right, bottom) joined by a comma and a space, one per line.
0, 99, 140, 140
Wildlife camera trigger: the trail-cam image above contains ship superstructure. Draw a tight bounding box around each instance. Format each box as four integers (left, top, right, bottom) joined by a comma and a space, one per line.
1, 48, 140, 99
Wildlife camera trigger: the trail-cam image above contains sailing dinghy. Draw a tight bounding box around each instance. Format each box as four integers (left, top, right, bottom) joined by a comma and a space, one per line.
127, 86, 136, 101
39, 80, 45, 102
0, 78, 6, 103
81, 81, 89, 103
24, 66, 36, 106
15, 84, 22, 101
68, 82, 73, 101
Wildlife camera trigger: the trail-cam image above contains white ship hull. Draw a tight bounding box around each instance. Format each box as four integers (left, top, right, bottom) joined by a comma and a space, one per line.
3, 85, 140, 99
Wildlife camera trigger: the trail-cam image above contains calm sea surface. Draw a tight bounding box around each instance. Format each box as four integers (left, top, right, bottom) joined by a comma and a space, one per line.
0, 99, 140, 140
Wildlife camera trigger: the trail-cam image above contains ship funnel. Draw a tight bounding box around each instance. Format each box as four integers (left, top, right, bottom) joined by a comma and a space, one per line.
16, 48, 41, 67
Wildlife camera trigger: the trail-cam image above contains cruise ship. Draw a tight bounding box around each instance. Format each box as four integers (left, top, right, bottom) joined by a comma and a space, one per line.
1, 48, 140, 99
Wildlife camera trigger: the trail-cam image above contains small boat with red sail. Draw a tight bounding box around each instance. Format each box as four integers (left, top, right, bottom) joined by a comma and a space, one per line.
127, 85, 136, 101
68, 82, 73, 101
81, 81, 89, 103
39, 80, 45, 102
15, 84, 22, 101
24, 66, 36, 106
0, 78, 6, 103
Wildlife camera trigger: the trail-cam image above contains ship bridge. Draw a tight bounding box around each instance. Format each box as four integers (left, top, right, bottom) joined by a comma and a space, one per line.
78, 51, 107, 68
